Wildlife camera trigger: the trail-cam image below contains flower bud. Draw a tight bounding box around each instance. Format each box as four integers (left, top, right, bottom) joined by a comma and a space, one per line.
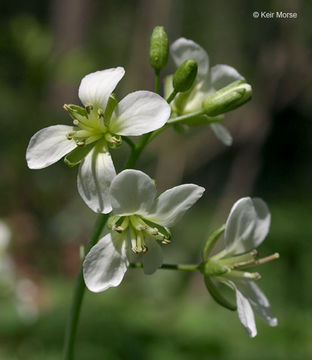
149, 26, 169, 72
173, 59, 198, 93
203, 80, 252, 116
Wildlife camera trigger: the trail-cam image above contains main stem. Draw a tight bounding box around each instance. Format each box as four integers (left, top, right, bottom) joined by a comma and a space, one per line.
63, 214, 109, 360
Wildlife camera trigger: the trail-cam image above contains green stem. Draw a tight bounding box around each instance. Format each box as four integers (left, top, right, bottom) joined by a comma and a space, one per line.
167, 110, 206, 125
123, 133, 152, 169
121, 136, 135, 150
154, 70, 160, 94
166, 89, 178, 104
63, 213, 109, 360
129, 262, 200, 272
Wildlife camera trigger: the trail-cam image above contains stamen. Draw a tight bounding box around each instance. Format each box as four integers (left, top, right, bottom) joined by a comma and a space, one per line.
234, 252, 280, 269
112, 217, 129, 233
66, 131, 76, 140
85, 104, 93, 114
130, 216, 146, 231
84, 134, 103, 145
77, 141, 85, 146
220, 250, 258, 268
225, 270, 261, 280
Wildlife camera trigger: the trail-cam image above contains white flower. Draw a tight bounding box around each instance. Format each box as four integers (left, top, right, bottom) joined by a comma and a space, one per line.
208, 197, 278, 337
83, 169, 205, 292
26, 68, 171, 213
165, 38, 245, 145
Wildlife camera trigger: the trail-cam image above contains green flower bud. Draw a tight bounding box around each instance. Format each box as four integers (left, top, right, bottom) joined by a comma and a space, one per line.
203, 80, 252, 116
173, 59, 198, 93
149, 26, 169, 71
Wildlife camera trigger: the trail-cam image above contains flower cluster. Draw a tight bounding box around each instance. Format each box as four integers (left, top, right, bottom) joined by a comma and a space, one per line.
26, 26, 279, 339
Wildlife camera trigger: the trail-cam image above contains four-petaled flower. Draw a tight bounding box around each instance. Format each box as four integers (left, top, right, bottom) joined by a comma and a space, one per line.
26, 67, 171, 213
83, 169, 205, 292
203, 197, 278, 337
165, 38, 245, 145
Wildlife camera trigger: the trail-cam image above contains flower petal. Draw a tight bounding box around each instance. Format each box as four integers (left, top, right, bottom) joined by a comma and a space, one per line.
109, 91, 170, 136
78, 67, 125, 109
171, 38, 209, 78
226, 280, 257, 337
210, 64, 245, 91
26, 125, 77, 169
235, 280, 278, 327
225, 197, 271, 254
142, 237, 163, 274
210, 123, 233, 146
77, 145, 116, 214
148, 184, 205, 227
83, 233, 128, 293
234, 284, 257, 338
109, 170, 156, 216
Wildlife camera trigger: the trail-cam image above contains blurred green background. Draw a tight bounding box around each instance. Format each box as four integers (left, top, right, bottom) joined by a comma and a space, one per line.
1, 0, 312, 359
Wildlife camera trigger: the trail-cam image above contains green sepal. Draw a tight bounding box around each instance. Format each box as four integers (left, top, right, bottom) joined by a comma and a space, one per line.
64, 143, 94, 167
202, 224, 225, 260
203, 80, 252, 116
204, 276, 237, 311
149, 26, 169, 71
143, 218, 171, 240
201, 259, 229, 277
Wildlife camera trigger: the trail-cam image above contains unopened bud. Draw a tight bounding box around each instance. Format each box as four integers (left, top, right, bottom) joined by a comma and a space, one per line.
173, 59, 198, 93
203, 80, 252, 116
149, 26, 169, 71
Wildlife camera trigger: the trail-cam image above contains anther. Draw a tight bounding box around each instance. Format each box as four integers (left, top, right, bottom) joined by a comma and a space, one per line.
162, 239, 171, 245
85, 104, 93, 114
77, 141, 85, 146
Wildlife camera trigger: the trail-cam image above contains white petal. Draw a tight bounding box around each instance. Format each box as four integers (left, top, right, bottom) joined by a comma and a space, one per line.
26, 125, 76, 169
234, 284, 257, 338
210, 64, 245, 91
77, 145, 116, 214
83, 233, 128, 293
225, 197, 271, 254
109, 170, 156, 216
109, 91, 170, 136
235, 280, 278, 327
142, 237, 163, 274
171, 38, 209, 78
78, 67, 125, 109
210, 123, 233, 146
148, 184, 205, 227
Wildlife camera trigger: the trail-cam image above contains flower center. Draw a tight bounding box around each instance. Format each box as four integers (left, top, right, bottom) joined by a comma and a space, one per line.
108, 214, 171, 254
63, 97, 121, 149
